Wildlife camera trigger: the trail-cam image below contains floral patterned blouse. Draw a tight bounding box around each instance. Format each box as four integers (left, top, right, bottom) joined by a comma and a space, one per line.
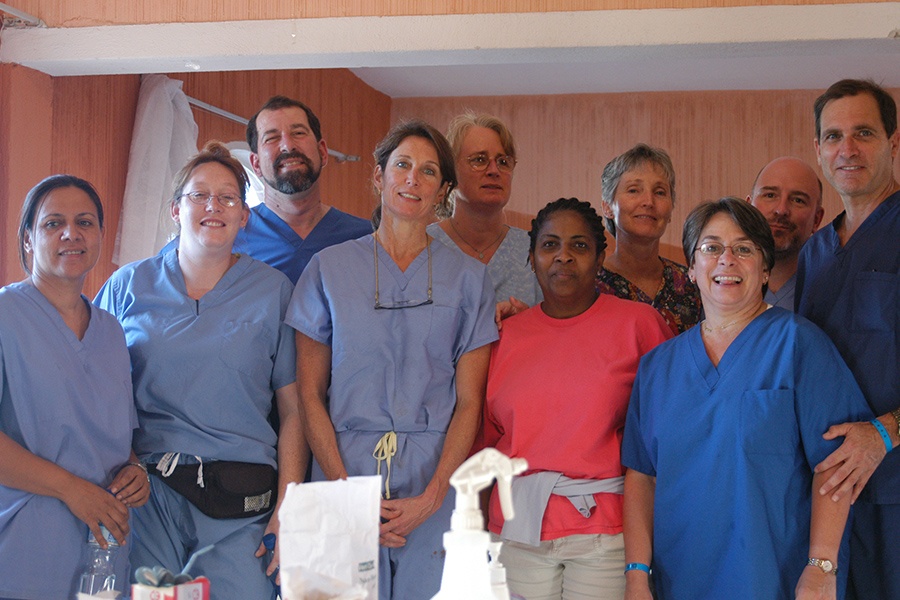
597, 257, 702, 335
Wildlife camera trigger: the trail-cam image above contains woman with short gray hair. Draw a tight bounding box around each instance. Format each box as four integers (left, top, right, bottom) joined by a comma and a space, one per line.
598, 143, 700, 334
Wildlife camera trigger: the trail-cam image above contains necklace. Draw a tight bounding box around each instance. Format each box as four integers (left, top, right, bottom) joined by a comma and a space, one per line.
448, 219, 508, 260
702, 304, 768, 334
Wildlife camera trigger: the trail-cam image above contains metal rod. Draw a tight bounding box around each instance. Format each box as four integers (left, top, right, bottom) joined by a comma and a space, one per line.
0, 2, 45, 26
187, 95, 248, 125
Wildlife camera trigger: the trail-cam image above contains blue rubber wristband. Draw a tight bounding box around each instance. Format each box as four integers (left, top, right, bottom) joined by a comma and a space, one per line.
871, 419, 893, 453
625, 562, 651, 574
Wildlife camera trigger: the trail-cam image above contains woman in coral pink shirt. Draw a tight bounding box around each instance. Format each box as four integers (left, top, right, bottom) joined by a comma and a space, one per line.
478, 197, 671, 600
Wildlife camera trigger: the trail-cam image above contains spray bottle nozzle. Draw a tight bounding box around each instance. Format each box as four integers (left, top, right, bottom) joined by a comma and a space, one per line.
449, 448, 528, 531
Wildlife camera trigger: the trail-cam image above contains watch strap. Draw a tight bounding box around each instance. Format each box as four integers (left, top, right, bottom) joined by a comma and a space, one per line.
807, 557, 837, 575
891, 407, 900, 442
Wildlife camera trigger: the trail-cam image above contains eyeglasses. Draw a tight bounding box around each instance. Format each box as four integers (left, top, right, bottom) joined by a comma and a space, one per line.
373, 234, 433, 310
465, 153, 517, 173
181, 191, 242, 208
694, 242, 760, 259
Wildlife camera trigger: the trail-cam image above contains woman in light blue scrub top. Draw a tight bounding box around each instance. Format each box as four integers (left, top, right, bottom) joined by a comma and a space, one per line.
0, 175, 147, 600
290, 121, 498, 599
97, 142, 305, 600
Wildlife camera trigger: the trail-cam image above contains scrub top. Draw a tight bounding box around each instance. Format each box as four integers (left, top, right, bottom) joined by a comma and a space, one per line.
95, 250, 296, 467
428, 223, 542, 306
159, 204, 372, 284
0, 281, 136, 600
796, 190, 900, 503
622, 307, 872, 600
288, 235, 497, 447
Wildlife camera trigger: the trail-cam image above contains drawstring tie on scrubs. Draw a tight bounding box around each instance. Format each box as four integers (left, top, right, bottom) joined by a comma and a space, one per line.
157, 451, 206, 487
372, 432, 397, 499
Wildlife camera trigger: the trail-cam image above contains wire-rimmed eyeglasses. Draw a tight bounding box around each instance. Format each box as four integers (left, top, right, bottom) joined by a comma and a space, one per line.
373, 234, 433, 310
180, 191, 242, 208
464, 153, 517, 173
694, 242, 760, 260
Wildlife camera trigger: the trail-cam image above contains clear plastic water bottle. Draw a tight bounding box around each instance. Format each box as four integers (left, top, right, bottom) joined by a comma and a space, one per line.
78, 525, 120, 597
262, 532, 280, 600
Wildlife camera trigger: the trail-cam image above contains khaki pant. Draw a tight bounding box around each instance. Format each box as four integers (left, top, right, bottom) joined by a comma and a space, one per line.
493, 532, 626, 600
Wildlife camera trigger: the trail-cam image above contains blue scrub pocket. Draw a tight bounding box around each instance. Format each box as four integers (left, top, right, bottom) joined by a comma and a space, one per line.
850, 271, 896, 333
740, 389, 798, 455
219, 321, 272, 376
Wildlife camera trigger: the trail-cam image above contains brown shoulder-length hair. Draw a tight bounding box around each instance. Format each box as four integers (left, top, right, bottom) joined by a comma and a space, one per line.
371, 120, 457, 227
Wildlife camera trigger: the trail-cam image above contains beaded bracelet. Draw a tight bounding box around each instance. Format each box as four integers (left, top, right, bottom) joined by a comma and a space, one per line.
871, 419, 893, 453
625, 563, 651, 574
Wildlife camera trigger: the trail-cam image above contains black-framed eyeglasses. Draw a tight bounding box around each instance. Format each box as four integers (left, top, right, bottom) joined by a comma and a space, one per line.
464, 153, 517, 173
694, 242, 760, 260
373, 234, 433, 310
181, 191, 242, 208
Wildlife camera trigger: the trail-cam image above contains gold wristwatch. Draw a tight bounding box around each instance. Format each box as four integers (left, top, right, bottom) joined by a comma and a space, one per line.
891, 407, 900, 442
808, 558, 837, 575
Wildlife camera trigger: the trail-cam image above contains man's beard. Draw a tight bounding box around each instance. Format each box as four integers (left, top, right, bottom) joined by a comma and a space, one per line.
769, 217, 802, 260
267, 151, 321, 195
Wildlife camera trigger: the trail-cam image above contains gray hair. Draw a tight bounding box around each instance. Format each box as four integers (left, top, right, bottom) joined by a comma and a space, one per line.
600, 143, 676, 237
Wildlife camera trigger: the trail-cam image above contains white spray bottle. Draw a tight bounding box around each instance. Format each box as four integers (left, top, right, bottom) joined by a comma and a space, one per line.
431, 448, 528, 600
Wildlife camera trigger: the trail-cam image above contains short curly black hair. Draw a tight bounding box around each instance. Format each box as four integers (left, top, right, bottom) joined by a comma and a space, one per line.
529, 197, 607, 257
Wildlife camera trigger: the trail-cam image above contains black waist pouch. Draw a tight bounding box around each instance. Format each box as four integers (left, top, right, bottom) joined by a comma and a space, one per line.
151, 461, 277, 519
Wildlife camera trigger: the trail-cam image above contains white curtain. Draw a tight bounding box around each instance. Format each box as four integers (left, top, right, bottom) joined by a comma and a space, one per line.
113, 74, 198, 266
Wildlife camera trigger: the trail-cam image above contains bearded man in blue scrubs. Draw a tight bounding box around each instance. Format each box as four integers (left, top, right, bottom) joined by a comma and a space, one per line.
162, 96, 371, 283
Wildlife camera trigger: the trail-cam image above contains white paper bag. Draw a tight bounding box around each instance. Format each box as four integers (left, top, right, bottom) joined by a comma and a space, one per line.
279, 476, 381, 600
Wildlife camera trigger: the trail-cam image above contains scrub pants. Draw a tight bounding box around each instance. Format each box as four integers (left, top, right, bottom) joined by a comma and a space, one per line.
494, 532, 626, 600
326, 429, 453, 600
130, 476, 273, 600
379, 490, 454, 600
847, 501, 900, 600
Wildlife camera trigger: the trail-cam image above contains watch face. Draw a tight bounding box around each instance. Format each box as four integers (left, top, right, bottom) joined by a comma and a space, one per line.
821, 560, 834, 573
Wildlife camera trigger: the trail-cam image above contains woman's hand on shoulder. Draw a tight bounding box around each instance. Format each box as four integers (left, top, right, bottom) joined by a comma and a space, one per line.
795, 565, 836, 600
61, 477, 130, 547
378, 491, 441, 547
494, 297, 529, 330
109, 462, 151, 508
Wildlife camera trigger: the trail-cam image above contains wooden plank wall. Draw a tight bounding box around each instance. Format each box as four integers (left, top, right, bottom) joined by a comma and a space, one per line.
393, 88, 900, 263
0, 67, 390, 294
0, 64, 55, 283
2, 66, 896, 287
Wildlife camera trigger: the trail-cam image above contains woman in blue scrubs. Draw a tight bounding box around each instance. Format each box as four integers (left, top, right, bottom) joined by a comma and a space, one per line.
288, 121, 498, 599
621, 197, 872, 600
0, 175, 146, 600
97, 143, 304, 599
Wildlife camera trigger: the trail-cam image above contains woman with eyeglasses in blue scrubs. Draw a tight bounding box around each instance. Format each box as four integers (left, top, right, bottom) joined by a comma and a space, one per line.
97, 142, 303, 600
287, 120, 498, 600
621, 198, 872, 600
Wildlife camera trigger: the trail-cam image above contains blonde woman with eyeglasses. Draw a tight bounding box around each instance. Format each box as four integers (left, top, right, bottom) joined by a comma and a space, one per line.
96, 142, 303, 599
621, 197, 872, 600
288, 120, 497, 599
427, 112, 542, 308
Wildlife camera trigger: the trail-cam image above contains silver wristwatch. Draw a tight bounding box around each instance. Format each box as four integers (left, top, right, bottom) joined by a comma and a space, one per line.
807, 558, 837, 575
